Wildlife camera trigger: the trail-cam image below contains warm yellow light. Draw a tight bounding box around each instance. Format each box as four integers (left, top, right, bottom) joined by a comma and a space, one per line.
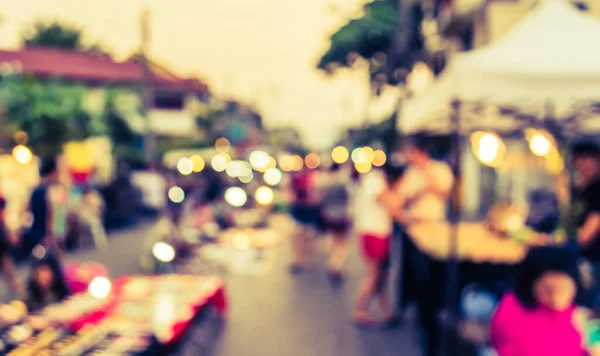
372, 150, 386, 167
12, 145, 32, 164
355, 161, 372, 174
331, 146, 349, 164
305, 153, 321, 169
529, 134, 551, 157
215, 137, 231, 152
362, 147, 375, 162
152, 242, 176, 263
470, 131, 505, 168
292, 155, 304, 171
211, 154, 230, 172
351, 147, 362, 162
545, 148, 564, 175
88, 276, 111, 299
279, 155, 295, 172
176, 157, 193, 176
255, 186, 274, 205
190, 155, 205, 172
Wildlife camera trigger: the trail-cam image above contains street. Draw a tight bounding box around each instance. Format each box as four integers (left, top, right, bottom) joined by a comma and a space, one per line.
0, 216, 421, 356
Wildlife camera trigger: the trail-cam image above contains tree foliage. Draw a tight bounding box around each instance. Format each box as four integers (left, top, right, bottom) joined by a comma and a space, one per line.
21, 20, 107, 53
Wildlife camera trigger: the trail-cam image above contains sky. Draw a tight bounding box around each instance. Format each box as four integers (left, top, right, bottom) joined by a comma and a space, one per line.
0, 0, 400, 150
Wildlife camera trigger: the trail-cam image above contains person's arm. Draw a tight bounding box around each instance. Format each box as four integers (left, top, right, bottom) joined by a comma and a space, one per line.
578, 213, 600, 247
422, 163, 453, 199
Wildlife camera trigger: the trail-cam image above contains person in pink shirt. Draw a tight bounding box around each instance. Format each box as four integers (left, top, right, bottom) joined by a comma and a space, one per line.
491, 246, 593, 356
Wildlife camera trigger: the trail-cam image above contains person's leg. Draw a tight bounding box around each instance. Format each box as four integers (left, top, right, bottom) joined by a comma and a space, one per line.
328, 229, 349, 274
375, 258, 396, 321
1, 255, 18, 295
354, 259, 378, 323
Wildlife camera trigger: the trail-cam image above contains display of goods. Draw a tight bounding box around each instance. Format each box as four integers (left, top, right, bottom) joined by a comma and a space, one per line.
40, 294, 109, 324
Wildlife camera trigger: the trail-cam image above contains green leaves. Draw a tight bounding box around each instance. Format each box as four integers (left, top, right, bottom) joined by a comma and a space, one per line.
318, 0, 397, 70
22, 21, 84, 50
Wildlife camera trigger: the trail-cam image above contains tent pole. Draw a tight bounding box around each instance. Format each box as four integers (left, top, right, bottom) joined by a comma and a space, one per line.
443, 99, 461, 355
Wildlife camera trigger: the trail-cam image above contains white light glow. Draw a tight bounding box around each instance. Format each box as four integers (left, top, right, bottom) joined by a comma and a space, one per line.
225, 187, 248, 207
530, 134, 551, 157
477, 134, 500, 163
226, 161, 244, 177
263, 168, 282, 186
12, 145, 32, 164
211, 154, 229, 172
176, 157, 193, 176
88, 276, 112, 299
249, 151, 271, 171
168, 186, 185, 203
153, 242, 176, 263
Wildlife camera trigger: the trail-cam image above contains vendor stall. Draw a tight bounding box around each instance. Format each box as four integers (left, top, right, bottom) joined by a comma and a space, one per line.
0, 274, 226, 355
396, 1, 600, 355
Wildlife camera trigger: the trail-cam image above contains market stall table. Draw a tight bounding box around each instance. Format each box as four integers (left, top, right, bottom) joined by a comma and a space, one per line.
401, 221, 537, 356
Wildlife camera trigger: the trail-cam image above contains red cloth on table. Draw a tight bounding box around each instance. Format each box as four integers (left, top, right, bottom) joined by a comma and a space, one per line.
64, 261, 109, 294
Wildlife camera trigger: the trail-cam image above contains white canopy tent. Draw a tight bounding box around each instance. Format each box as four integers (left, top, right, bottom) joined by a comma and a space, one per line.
399, 0, 600, 134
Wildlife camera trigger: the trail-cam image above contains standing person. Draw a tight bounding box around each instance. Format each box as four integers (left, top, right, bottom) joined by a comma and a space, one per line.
353, 165, 404, 326
28, 157, 67, 261
570, 142, 600, 306
394, 136, 454, 355
320, 163, 351, 284
289, 167, 318, 274
0, 196, 18, 295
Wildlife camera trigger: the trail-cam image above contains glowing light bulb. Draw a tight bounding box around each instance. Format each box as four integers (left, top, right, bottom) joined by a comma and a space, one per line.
530, 134, 551, 157
477, 133, 500, 163
190, 155, 205, 172
305, 153, 321, 169
225, 187, 248, 207
372, 150, 386, 167
88, 276, 112, 299
255, 186, 274, 205
153, 242, 176, 263
331, 146, 349, 164
355, 161, 372, 174
12, 145, 32, 164
168, 186, 185, 203
211, 154, 229, 172
249, 151, 271, 171
263, 168, 282, 186
176, 157, 193, 175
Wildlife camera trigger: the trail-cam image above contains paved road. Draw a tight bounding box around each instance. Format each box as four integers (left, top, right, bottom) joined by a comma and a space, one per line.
0, 216, 422, 356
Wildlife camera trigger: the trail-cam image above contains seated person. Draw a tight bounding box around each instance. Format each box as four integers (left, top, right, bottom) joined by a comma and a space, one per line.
24, 258, 70, 312
491, 246, 594, 356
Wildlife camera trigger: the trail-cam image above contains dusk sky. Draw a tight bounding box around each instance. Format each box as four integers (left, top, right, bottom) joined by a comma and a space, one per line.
0, 0, 399, 149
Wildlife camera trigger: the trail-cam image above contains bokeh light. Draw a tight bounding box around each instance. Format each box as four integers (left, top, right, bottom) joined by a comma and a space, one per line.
225, 187, 248, 207
529, 133, 551, 157
88, 276, 112, 299
355, 161, 372, 174
255, 186, 274, 205
176, 157, 193, 175
331, 146, 349, 164
12, 145, 32, 164
470, 131, 505, 167
190, 155, 205, 172
215, 137, 231, 152
239, 171, 254, 183
305, 153, 321, 169
264, 168, 282, 186
249, 150, 271, 171
153, 242, 176, 263
168, 186, 185, 203
226, 160, 244, 177
279, 155, 295, 172
292, 155, 304, 171
372, 150, 386, 167
211, 154, 230, 172
362, 146, 375, 162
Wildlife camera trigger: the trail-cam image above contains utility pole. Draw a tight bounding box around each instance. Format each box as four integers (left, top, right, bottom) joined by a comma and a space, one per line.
140, 5, 156, 165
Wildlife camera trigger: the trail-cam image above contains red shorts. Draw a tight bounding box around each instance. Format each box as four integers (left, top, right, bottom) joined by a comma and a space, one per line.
360, 234, 390, 260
